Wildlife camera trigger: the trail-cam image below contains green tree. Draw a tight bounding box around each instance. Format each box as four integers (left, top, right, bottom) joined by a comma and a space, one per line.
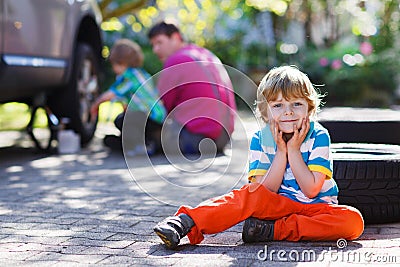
98, 0, 146, 21
97, 0, 400, 106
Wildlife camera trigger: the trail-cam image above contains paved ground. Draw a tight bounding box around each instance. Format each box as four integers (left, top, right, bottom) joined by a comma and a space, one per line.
0, 111, 399, 266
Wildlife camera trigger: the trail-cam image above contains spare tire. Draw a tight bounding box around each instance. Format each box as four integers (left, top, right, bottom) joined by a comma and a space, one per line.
332, 143, 400, 224
319, 107, 400, 145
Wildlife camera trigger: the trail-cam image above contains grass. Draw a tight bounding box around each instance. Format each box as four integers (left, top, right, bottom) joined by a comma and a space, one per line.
0, 102, 124, 131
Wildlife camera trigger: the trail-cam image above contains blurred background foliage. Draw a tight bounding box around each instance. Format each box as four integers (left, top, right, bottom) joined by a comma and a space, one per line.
97, 0, 400, 108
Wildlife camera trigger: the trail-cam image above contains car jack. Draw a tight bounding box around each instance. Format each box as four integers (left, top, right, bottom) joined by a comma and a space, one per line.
26, 95, 59, 152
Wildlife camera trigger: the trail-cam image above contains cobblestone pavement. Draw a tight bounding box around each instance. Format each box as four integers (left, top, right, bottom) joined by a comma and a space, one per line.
0, 112, 399, 266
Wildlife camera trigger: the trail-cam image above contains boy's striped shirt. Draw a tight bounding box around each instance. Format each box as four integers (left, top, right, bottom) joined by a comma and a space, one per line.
248, 121, 339, 204
109, 67, 166, 124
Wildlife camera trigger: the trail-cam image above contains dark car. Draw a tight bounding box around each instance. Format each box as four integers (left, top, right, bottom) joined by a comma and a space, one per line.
0, 0, 104, 147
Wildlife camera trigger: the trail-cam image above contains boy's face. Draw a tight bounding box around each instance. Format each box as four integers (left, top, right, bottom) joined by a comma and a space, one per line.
267, 92, 309, 133
150, 33, 181, 63
112, 63, 127, 76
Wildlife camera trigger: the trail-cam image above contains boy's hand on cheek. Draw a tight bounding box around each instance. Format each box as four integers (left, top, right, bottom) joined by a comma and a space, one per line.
270, 120, 287, 153
287, 117, 310, 151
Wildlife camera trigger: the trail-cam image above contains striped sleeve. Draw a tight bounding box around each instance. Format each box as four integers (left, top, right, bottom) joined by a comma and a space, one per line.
112, 69, 143, 100
248, 131, 270, 179
307, 128, 333, 179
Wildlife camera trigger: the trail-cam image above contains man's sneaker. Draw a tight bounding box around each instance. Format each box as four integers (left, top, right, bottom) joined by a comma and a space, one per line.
242, 217, 275, 243
154, 213, 194, 249
103, 135, 122, 151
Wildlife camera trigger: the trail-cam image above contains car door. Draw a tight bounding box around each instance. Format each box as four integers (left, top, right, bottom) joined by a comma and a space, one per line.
2, 0, 71, 59
0, 0, 73, 100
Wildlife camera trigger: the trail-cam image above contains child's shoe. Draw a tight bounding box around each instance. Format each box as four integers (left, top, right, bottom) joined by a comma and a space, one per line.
154, 213, 194, 249
242, 217, 274, 243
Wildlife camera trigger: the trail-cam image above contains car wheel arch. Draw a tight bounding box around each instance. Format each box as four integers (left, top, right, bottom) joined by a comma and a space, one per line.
63, 15, 103, 85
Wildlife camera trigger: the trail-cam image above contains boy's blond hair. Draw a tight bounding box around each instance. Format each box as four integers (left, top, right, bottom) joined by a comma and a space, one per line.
109, 39, 144, 68
257, 66, 322, 122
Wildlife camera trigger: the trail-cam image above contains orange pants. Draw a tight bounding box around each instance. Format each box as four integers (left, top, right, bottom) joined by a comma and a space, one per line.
176, 183, 364, 245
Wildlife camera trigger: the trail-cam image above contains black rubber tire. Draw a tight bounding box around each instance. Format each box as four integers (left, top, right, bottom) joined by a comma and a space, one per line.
332, 143, 400, 224
48, 43, 100, 146
321, 121, 400, 145
319, 107, 400, 145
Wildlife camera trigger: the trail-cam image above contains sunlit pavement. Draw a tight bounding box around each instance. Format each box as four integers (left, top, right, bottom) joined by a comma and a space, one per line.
0, 110, 399, 266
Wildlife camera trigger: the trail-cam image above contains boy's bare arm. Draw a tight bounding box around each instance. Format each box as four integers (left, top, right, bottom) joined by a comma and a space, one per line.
288, 148, 326, 198
90, 91, 116, 118
254, 149, 286, 192
287, 118, 325, 198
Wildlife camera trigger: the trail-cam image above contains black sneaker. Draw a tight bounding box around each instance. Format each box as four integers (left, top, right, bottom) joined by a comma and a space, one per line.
154, 214, 194, 249
242, 217, 275, 243
103, 135, 122, 151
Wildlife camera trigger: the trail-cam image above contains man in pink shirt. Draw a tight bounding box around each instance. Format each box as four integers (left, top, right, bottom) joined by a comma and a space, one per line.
148, 22, 237, 154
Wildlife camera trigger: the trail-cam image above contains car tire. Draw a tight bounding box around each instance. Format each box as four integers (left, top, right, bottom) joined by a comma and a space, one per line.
332, 143, 400, 224
48, 43, 100, 146
319, 107, 400, 145
321, 121, 400, 145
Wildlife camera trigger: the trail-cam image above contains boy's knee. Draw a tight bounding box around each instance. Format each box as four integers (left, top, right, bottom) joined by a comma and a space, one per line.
246, 182, 263, 193
245, 183, 275, 196
343, 207, 364, 240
